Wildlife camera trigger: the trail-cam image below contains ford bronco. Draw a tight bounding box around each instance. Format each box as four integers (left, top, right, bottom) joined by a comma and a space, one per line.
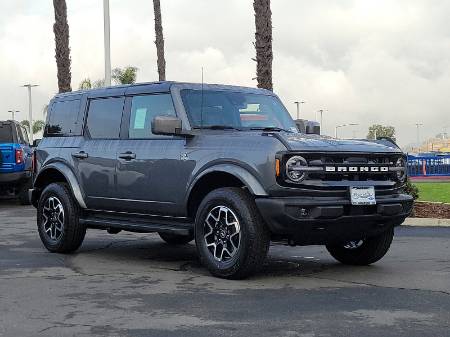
30, 82, 413, 279
0, 120, 33, 204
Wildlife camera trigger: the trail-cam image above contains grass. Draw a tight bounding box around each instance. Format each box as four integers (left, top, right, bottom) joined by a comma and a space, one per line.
414, 182, 450, 203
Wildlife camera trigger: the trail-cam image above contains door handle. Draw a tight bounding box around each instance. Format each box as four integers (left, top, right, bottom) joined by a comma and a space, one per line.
72, 151, 88, 159
118, 152, 136, 160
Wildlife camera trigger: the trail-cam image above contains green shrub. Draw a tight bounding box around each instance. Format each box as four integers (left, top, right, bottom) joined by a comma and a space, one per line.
403, 178, 419, 200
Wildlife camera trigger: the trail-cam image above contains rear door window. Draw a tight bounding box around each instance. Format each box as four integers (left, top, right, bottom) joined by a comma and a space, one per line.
46, 99, 82, 136
86, 97, 125, 139
0, 123, 13, 143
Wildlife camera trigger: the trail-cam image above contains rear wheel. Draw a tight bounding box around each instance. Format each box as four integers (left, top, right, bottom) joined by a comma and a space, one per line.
159, 232, 193, 245
326, 227, 394, 265
195, 187, 270, 279
37, 183, 86, 253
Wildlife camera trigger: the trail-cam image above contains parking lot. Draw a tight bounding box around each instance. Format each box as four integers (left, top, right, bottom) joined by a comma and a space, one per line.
0, 201, 449, 337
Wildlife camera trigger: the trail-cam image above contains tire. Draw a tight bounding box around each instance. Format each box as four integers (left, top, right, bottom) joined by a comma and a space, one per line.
37, 183, 86, 253
195, 187, 270, 279
326, 227, 394, 266
159, 232, 194, 245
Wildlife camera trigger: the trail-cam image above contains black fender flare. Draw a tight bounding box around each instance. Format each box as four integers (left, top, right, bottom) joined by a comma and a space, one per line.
35, 162, 87, 209
187, 163, 268, 198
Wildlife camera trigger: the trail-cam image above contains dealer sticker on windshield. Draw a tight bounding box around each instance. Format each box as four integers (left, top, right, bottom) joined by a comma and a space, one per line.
350, 186, 376, 205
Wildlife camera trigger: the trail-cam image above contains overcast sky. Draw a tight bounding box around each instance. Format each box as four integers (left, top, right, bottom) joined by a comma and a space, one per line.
1, 0, 449, 146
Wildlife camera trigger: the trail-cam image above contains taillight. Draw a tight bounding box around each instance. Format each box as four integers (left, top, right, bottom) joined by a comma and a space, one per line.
15, 148, 24, 164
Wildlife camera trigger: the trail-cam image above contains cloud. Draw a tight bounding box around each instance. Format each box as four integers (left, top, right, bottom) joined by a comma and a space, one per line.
0, 0, 448, 145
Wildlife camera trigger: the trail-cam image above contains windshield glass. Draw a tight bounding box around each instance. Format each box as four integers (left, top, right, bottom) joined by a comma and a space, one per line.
180, 89, 298, 132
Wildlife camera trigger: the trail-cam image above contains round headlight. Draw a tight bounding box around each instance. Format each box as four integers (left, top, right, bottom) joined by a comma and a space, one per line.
286, 156, 308, 182
395, 157, 407, 183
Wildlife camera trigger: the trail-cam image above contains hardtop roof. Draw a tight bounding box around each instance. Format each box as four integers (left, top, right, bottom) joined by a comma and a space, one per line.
52, 81, 275, 101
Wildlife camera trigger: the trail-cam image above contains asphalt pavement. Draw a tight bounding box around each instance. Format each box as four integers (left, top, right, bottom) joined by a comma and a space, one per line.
0, 201, 449, 337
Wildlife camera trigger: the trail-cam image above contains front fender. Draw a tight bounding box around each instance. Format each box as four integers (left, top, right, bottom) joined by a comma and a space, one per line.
189, 163, 268, 197
35, 162, 87, 209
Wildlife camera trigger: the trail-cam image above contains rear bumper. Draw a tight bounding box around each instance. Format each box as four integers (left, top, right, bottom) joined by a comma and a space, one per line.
0, 171, 31, 184
255, 193, 413, 245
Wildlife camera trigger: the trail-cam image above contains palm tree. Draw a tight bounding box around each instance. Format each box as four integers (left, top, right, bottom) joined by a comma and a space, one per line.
52, 0, 72, 93
253, 0, 273, 91
112, 66, 138, 84
21, 120, 46, 135
153, 0, 166, 81
78, 78, 105, 90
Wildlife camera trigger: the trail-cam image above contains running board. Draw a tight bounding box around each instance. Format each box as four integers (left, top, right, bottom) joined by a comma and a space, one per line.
79, 214, 193, 235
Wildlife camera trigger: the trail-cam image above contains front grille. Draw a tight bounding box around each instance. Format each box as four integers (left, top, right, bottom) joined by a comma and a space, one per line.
281, 152, 403, 191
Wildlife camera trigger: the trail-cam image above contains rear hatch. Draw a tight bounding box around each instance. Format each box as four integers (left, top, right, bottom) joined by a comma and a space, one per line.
0, 123, 16, 173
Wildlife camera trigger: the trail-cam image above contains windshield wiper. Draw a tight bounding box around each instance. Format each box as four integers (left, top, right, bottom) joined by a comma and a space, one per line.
193, 125, 241, 130
249, 126, 291, 132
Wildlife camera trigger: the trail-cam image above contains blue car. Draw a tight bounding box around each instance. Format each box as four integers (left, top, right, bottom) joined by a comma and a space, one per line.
0, 120, 33, 204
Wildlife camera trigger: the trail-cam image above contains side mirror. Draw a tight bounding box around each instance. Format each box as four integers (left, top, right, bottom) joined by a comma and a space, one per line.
294, 119, 308, 133
32, 139, 41, 147
306, 121, 320, 135
152, 115, 182, 135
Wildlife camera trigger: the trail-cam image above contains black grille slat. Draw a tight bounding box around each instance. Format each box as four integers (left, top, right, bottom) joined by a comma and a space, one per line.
282, 152, 402, 191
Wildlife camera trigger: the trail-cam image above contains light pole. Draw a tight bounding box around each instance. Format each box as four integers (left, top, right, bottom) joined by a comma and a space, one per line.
293, 101, 305, 120
8, 110, 19, 120
317, 109, 324, 132
103, 0, 111, 86
335, 123, 358, 139
21, 84, 38, 142
415, 123, 423, 148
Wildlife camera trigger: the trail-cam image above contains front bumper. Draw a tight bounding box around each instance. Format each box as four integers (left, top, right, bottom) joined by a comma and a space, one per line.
255, 193, 413, 245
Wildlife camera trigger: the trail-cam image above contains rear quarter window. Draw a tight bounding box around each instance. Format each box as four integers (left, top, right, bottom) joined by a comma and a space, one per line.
45, 99, 82, 136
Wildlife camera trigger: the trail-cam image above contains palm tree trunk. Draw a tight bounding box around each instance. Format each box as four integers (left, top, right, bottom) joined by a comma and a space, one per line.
52, 0, 72, 93
153, 0, 166, 81
253, 0, 273, 91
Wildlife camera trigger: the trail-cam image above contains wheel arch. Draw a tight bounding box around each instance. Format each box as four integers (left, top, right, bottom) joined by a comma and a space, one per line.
33, 163, 87, 209
186, 164, 267, 219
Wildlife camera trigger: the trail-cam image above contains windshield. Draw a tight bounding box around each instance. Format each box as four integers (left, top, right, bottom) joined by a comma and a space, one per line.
180, 89, 298, 132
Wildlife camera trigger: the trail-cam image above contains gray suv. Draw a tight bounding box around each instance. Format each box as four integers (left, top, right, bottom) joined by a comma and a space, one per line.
31, 82, 413, 279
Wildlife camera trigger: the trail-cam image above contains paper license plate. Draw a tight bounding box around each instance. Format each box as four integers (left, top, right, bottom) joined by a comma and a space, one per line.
350, 186, 376, 205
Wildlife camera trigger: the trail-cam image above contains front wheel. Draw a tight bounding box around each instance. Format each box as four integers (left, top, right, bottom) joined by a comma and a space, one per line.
326, 227, 394, 266
195, 187, 270, 279
37, 183, 86, 253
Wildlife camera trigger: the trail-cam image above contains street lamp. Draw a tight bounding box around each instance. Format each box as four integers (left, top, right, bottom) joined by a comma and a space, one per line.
103, 0, 111, 86
335, 123, 358, 139
317, 109, 325, 131
415, 123, 423, 147
293, 101, 305, 120
7, 110, 20, 120
21, 84, 38, 142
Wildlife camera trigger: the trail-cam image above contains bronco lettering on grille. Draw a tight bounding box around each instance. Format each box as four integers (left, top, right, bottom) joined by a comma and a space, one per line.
325, 166, 389, 172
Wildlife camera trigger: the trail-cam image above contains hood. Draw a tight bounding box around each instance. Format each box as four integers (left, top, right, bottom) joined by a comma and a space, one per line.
278, 132, 402, 153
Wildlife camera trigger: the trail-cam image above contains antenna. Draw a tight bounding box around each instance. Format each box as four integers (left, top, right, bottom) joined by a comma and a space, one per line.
200, 67, 204, 128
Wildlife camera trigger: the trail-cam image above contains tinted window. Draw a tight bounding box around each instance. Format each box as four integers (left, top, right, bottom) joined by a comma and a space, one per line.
87, 97, 125, 139
129, 94, 176, 139
0, 123, 13, 143
46, 99, 81, 136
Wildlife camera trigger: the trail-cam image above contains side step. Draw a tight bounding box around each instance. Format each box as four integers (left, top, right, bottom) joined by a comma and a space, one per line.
79, 212, 194, 235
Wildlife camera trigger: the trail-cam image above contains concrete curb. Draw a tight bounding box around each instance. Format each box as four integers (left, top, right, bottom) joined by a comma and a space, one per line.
403, 217, 450, 227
